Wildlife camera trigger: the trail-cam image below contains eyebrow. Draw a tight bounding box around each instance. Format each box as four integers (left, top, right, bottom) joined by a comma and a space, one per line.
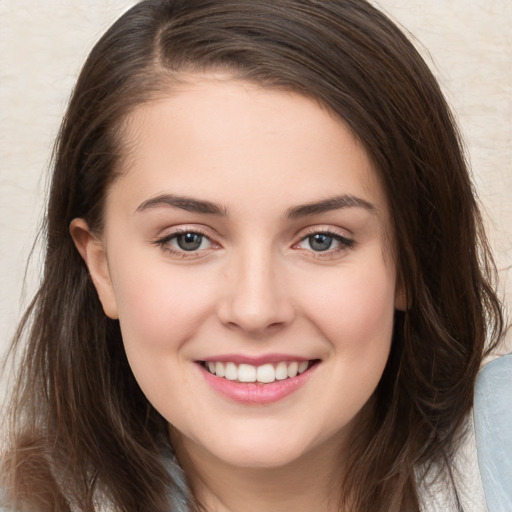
286, 194, 375, 219
136, 194, 227, 216
135, 193, 374, 218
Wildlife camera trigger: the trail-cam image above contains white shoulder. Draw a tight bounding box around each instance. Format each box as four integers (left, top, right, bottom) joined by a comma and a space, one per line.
417, 415, 487, 512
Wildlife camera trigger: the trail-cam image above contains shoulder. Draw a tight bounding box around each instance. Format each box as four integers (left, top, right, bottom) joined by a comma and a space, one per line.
417, 415, 487, 512
474, 353, 512, 512
420, 354, 512, 512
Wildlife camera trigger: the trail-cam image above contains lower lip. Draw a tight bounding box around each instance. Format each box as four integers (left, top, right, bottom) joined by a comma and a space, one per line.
199, 363, 317, 404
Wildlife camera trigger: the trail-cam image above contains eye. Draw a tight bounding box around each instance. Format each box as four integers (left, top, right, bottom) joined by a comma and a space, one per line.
305, 233, 335, 252
154, 228, 217, 257
171, 232, 209, 251
296, 230, 354, 254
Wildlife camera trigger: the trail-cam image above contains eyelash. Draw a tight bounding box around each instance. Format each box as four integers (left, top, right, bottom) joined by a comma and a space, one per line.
153, 228, 355, 259
294, 229, 355, 257
153, 228, 218, 258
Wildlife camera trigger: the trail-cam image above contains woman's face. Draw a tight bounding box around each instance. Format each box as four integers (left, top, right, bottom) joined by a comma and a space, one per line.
74, 74, 402, 470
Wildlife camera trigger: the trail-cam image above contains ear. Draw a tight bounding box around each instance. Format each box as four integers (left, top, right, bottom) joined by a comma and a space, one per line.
69, 218, 119, 319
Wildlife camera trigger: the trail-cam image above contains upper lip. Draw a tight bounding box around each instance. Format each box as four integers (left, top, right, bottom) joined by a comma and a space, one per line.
198, 354, 314, 366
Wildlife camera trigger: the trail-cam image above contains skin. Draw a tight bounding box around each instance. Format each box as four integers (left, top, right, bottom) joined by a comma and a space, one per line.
71, 74, 404, 511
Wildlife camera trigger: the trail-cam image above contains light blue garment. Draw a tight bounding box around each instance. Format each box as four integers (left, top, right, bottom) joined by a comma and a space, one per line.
474, 353, 512, 512
162, 449, 192, 512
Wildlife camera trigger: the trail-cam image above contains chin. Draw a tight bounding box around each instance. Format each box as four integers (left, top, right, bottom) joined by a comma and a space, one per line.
215, 444, 310, 470
197, 426, 331, 470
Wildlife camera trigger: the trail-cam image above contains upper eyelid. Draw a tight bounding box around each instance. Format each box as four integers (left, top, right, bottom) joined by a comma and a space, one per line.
156, 225, 217, 240
295, 224, 353, 239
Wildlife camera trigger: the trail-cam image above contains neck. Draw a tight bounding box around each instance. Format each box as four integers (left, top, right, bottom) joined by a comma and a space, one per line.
173, 432, 350, 512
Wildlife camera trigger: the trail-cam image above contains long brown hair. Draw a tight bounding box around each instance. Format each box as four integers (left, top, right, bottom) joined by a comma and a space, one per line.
1, 1, 505, 511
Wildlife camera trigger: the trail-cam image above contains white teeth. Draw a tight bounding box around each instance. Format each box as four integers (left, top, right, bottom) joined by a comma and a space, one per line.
287, 362, 299, 378
215, 361, 225, 378
205, 360, 312, 383
238, 363, 256, 382
275, 362, 288, 380
225, 362, 238, 381
257, 364, 275, 383
298, 361, 309, 374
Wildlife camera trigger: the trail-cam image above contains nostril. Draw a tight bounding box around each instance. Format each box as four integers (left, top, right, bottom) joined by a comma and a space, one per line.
217, 297, 294, 334
215, 262, 295, 332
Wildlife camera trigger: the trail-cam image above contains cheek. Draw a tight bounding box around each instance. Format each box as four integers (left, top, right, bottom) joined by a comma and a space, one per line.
109, 255, 216, 353
107, 257, 218, 412
306, 262, 395, 422
304, 261, 396, 344
299, 257, 396, 412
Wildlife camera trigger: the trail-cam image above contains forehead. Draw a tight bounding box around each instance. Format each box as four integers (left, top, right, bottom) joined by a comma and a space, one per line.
112, 74, 389, 221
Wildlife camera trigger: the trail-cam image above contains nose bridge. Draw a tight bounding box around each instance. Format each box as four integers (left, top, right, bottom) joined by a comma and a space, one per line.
218, 240, 294, 334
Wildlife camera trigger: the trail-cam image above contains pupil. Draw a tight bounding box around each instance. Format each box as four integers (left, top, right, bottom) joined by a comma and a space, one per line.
177, 233, 202, 251
309, 234, 333, 251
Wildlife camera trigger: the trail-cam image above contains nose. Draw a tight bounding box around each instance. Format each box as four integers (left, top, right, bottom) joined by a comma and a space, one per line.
216, 248, 295, 336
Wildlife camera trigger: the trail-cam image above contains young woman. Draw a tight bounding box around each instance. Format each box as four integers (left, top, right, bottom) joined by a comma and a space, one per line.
1, 1, 506, 511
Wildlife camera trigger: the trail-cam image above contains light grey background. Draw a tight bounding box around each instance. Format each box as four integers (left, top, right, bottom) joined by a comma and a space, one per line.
1, 1, 511, 394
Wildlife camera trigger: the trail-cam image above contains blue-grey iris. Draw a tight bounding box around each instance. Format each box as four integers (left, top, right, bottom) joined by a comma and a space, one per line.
309, 234, 333, 251
177, 233, 203, 251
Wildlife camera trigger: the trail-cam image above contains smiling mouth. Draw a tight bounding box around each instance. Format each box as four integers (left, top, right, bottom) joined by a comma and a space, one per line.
200, 360, 319, 384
